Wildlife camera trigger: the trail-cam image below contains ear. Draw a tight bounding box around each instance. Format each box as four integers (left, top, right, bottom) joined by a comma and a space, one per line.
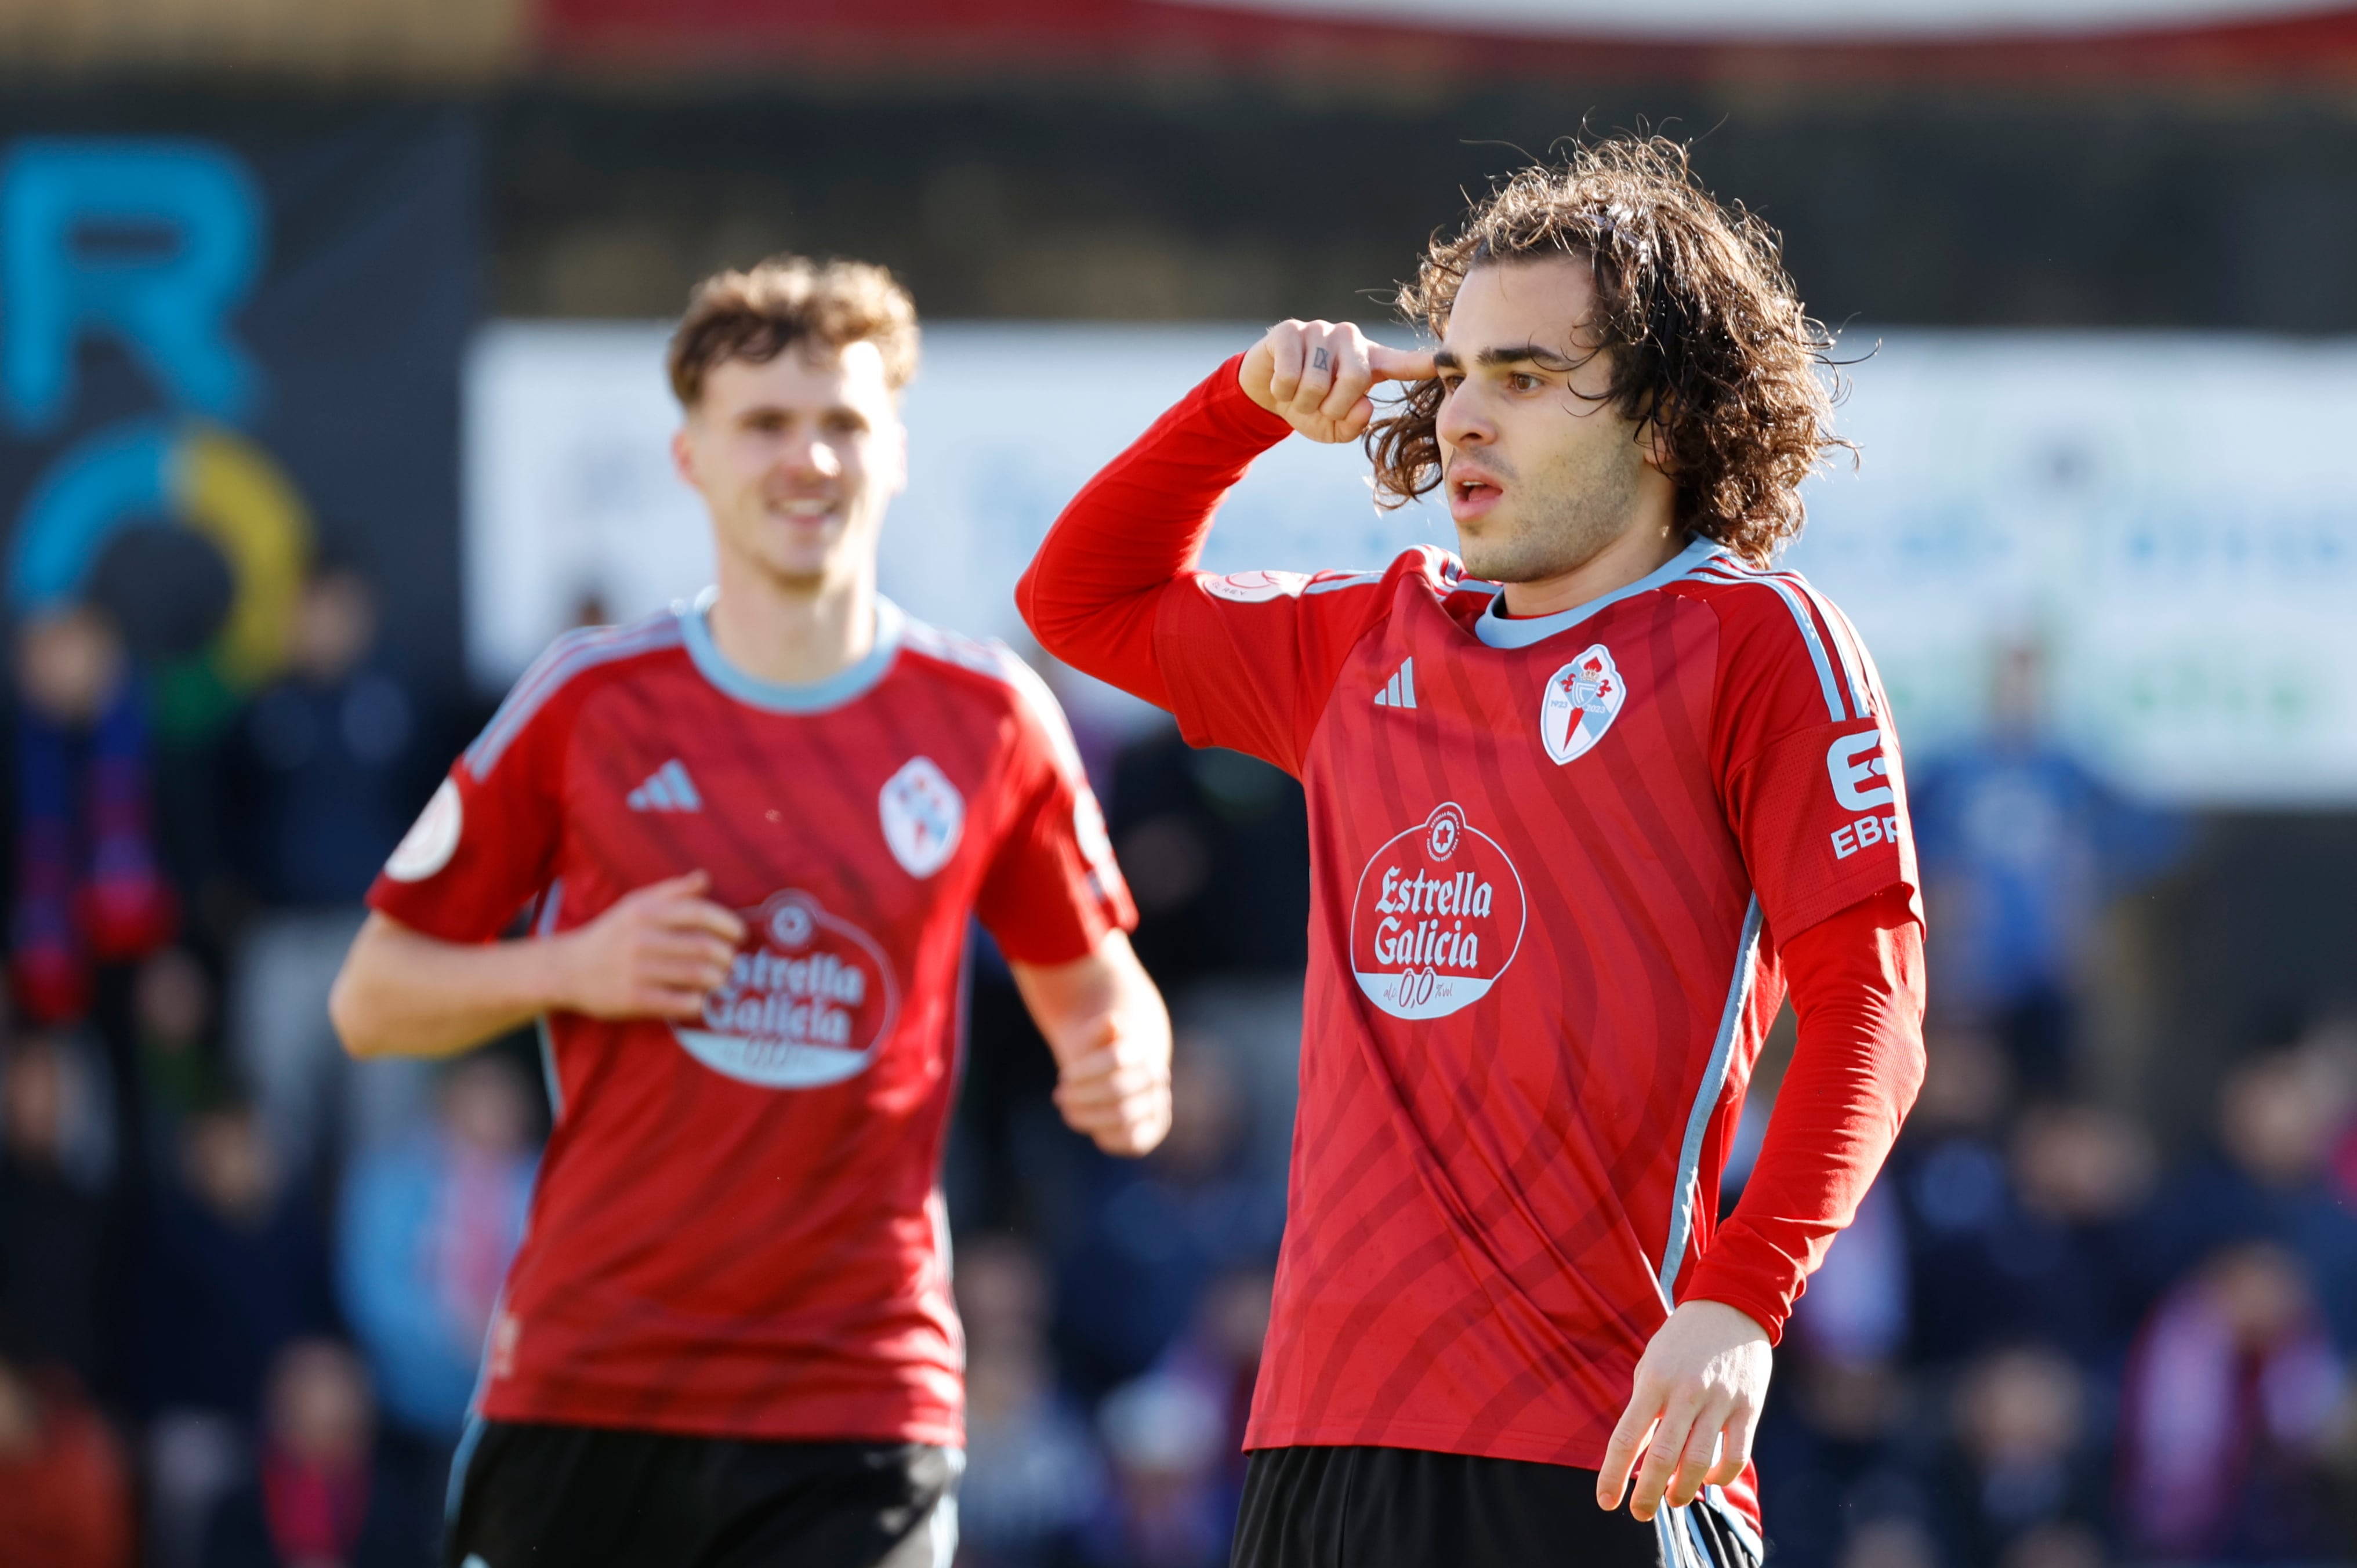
669, 424, 698, 491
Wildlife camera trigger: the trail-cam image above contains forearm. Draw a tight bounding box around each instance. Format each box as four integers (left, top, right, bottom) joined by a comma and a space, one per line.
1682, 886, 1927, 1341
1010, 930, 1169, 1068
1009, 931, 1172, 1156
1015, 354, 1291, 707
329, 912, 568, 1059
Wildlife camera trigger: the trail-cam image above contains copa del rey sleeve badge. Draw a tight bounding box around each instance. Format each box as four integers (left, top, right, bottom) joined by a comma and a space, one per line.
1540, 644, 1626, 765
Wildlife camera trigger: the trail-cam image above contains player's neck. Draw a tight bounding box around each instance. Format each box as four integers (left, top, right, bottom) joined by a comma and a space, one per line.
704, 562, 877, 688
1496, 514, 1684, 620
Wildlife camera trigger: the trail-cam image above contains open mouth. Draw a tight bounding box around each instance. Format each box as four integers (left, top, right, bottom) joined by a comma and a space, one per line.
1449, 473, 1504, 514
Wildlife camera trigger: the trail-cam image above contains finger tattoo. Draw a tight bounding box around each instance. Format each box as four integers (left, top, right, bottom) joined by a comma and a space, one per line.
1312, 347, 1330, 371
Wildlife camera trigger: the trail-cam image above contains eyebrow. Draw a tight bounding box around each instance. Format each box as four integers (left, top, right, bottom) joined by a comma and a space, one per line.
734, 401, 868, 426
1430, 342, 1584, 373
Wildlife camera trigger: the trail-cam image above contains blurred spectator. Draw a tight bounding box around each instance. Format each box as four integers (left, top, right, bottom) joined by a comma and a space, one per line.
1934, 1346, 2108, 1568
1753, 1355, 1930, 1568
1793, 1182, 1911, 1369
1834, 1518, 1942, 1568
137, 947, 227, 1140
959, 1235, 1105, 1568
2008, 1101, 2161, 1352
137, 1102, 338, 1565
0, 1341, 135, 1568
133, 1102, 336, 1420
1085, 1369, 1232, 1568
2118, 1241, 2345, 1563
0, 1033, 118, 1395
948, 937, 1097, 1243
338, 1055, 534, 1444
1054, 1037, 1284, 1392
11, 606, 177, 1025
1892, 1032, 2017, 1359
226, 562, 434, 1177
1108, 727, 1310, 991
2135, 1044, 2357, 1356
201, 1338, 429, 1568
1155, 1269, 1270, 1475
1909, 640, 2181, 1091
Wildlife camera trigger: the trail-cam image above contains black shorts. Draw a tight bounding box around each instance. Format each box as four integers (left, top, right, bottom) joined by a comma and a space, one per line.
1232, 1445, 1764, 1568
444, 1419, 960, 1568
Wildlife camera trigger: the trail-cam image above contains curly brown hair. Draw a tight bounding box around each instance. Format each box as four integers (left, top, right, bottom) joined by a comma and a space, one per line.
668, 255, 919, 407
1367, 136, 1844, 564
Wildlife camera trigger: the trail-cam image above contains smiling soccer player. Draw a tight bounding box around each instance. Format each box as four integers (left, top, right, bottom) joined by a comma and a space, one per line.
1019, 137, 1927, 1568
329, 256, 1170, 1568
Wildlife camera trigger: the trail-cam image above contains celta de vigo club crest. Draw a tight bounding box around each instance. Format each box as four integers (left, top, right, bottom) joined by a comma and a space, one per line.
1540, 644, 1626, 765
880, 756, 964, 878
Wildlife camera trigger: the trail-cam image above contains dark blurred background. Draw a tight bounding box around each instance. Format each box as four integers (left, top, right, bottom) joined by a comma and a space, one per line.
5, 3, 2357, 1566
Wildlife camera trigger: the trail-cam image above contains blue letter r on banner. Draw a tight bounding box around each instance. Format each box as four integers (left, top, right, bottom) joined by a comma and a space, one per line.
1, 138, 264, 433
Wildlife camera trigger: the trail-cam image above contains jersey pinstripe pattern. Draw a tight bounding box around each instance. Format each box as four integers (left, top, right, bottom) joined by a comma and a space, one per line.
1150, 542, 1918, 1536
371, 598, 1133, 1445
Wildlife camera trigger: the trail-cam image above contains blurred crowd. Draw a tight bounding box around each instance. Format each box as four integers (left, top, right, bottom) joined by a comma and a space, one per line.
0, 560, 537, 1568
3, 569, 2356, 1568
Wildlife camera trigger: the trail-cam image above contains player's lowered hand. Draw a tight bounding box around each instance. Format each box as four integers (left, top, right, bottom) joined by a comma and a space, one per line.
1052, 1012, 1173, 1157
1239, 319, 1434, 444
1597, 1298, 1772, 1523
552, 870, 746, 1022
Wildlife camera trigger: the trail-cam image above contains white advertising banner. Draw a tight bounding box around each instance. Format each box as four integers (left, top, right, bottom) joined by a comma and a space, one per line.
465, 322, 2357, 807
462, 320, 1451, 703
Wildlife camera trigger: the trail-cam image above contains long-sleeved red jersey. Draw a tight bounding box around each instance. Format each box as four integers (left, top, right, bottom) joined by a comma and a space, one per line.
1018, 360, 1926, 1531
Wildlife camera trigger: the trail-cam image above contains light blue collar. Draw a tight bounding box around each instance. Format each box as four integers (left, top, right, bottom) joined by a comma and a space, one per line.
1472, 538, 1725, 649
680, 587, 904, 713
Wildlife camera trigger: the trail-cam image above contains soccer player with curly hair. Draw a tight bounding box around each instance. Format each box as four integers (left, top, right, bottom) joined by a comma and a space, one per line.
1021, 136, 1927, 1568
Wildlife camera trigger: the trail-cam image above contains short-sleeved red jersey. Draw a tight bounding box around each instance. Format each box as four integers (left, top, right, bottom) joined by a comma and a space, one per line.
368, 593, 1133, 1445
1018, 363, 1924, 1536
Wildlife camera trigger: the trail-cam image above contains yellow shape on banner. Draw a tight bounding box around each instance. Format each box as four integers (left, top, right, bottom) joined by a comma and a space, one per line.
171, 422, 311, 687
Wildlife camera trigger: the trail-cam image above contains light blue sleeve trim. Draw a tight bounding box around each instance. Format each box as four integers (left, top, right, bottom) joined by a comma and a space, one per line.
1471, 537, 1724, 649
1786, 574, 1874, 719
681, 587, 904, 713
1695, 566, 1848, 724
1657, 896, 1763, 1305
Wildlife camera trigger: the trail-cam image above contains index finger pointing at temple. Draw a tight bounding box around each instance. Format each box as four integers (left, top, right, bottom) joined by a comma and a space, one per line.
1368, 344, 1437, 382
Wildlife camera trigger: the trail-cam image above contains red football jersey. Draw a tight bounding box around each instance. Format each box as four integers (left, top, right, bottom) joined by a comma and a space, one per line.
1159, 544, 1916, 1468
368, 593, 1134, 1444
1017, 362, 1924, 1537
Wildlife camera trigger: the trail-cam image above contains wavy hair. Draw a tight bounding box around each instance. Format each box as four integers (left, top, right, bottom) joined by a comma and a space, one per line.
1367, 136, 1845, 564
668, 255, 918, 407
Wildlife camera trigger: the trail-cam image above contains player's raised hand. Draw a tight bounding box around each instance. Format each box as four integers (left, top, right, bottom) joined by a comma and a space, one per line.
1596, 1299, 1772, 1523
1051, 1011, 1173, 1157
1240, 319, 1435, 444
553, 869, 747, 1022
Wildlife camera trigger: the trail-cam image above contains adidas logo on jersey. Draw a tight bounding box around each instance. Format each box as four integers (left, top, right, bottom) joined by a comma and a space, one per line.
627, 759, 704, 812
1373, 656, 1417, 710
